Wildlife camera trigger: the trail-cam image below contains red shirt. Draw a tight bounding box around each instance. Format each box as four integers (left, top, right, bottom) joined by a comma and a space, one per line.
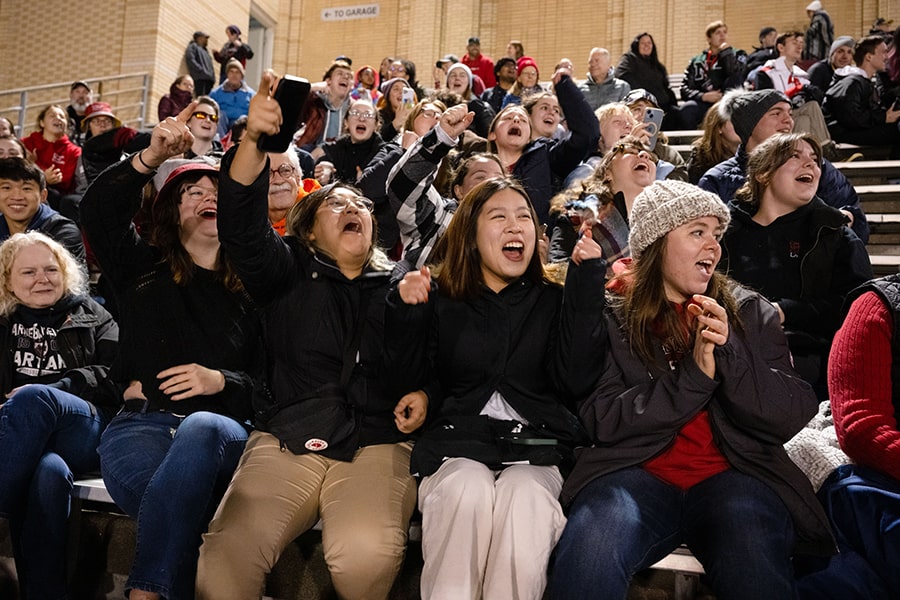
642, 299, 730, 489
21, 131, 81, 195
644, 410, 730, 489
462, 53, 496, 88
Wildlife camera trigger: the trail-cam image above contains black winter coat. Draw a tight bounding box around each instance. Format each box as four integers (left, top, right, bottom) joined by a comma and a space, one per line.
217, 150, 407, 452
0, 296, 118, 413
720, 197, 873, 354
563, 284, 835, 556
384, 258, 608, 445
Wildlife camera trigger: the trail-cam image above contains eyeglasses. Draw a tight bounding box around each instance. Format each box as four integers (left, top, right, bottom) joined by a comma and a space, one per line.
388, 66, 406, 74
348, 110, 376, 120
418, 109, 443, 120
611, 142, 658, 163
191, 111, 219, 123
270, 164, 296, 179
322, 194, 374, 213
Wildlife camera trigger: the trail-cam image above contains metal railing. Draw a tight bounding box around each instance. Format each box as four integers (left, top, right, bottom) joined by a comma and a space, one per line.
0, 72, 151, 136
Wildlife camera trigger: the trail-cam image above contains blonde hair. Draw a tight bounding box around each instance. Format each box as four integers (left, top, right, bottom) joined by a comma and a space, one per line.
0, 232, 87, 316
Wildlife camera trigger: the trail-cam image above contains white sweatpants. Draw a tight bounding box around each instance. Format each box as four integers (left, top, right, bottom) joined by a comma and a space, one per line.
418, 457, 566, 600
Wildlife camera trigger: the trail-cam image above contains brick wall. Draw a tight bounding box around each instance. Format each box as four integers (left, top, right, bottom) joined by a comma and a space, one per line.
1, 0, 896, 133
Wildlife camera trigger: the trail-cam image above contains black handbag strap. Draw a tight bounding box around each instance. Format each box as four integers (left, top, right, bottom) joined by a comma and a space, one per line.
340, 288, 370, 389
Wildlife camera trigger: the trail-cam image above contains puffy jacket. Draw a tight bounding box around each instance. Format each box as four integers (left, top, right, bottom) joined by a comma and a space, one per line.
0, 295, 118, 412
563, 283, 836, 556
614, 52, 677, 111
721, 197, 873, 353
384, 257, 608, 444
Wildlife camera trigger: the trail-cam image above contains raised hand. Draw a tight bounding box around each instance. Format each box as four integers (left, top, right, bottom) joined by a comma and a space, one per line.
571, 226, 603, 265
398, 266, 432, 305
438, 104, 475, 139
243, 70, 283, 146
138, 101, 200, 169
551, 66, 573, 85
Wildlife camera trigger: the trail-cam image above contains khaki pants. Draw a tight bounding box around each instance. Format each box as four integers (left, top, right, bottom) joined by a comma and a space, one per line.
196, 431, 416, 600
418, 458, 566, 600
792, 100, 832, 145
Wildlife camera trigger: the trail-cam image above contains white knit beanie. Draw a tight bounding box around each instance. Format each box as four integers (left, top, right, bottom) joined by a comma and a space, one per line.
628, 181, 731, 258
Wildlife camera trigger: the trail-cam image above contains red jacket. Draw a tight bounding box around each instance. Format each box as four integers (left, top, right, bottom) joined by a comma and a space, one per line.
462, 53, 496, 88
21, 131, 81, 194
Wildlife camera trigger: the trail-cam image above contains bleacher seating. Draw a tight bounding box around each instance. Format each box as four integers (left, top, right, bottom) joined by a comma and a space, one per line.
0, 104, 894, 597
1, 477, 708, 599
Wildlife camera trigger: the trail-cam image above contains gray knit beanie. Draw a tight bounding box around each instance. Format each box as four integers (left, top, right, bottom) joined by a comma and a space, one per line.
719, 89, 789, 146
829, 36, 855, 58
628, 181, 731, 258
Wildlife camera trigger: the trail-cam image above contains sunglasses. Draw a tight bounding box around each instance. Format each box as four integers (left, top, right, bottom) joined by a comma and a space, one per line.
191, 111, 219, 123
611, 142, 658, 163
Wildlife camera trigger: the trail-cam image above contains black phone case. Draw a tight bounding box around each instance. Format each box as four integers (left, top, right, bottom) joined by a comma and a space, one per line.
257, 75, 311, 153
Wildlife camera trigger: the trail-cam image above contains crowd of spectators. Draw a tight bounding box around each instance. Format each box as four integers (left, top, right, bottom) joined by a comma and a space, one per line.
1, 10, 900, 600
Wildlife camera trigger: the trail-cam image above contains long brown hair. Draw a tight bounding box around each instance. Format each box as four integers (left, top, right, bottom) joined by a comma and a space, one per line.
151, 171, 243, 292
691, 102, 738, 173
431, 177, 549, 300
612, 235, 741, 366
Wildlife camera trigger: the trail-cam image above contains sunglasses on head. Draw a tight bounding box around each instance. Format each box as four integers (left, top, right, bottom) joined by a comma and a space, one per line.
192, 111, 219, 123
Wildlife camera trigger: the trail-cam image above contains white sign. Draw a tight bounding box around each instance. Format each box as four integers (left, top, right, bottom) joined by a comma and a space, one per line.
321, 4, 380, 21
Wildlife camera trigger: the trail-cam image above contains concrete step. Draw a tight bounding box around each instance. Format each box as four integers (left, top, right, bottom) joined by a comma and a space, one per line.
662, 129, 701, 146
834, 160, 900, 185
857, 185, 900, 213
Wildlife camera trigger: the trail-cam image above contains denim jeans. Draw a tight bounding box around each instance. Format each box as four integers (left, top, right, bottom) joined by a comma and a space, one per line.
0, 384, 108, 600
549, 467, 796, 600
795, 464, 899, 598
98, 409, 248, 599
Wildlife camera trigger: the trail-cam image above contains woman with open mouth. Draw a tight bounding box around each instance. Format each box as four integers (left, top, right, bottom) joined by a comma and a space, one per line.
315, 99, 385, 186
719, 132, 872, 399
197, 72, 417, 600
486, 63, 599, 225
551, 179, 835, 600
385, 177, 607, 599
548, 135, 657, 270
80, 102, 262, 600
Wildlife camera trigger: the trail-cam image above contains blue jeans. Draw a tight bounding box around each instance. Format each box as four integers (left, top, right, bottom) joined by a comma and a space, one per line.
98, 410, 248, 599
549, 467, 796, 600
795, 464, 899, 598
0, 384, 108, 600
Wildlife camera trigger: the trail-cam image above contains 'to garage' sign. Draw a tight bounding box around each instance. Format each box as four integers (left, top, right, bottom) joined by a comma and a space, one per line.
322, 4, 380, 21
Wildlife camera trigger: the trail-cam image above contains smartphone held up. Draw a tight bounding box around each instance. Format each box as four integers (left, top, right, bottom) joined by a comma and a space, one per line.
257, 75, 311, 153
642, 107, 664, 151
